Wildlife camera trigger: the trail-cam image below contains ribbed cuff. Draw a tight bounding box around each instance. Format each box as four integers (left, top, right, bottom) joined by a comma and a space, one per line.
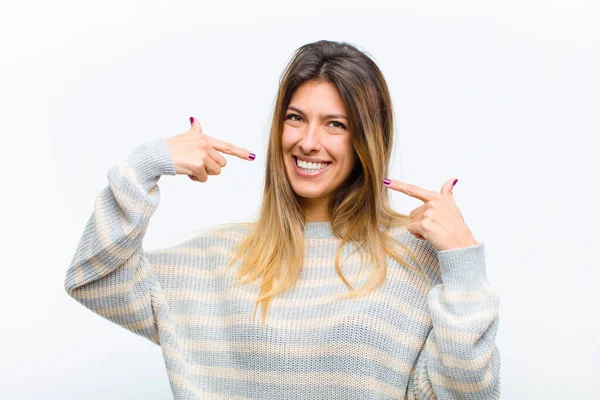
125, 137, 177, 190
437, 241, 488, 291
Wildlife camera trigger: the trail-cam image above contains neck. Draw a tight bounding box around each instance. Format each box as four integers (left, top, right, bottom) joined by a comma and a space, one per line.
300, 196, 331, 222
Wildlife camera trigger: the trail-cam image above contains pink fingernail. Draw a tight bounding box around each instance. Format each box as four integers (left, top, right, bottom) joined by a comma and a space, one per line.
383, 178, 391, 185
189, 116, 195, 125
453, 179, 458, 187
248, 153, 256, 160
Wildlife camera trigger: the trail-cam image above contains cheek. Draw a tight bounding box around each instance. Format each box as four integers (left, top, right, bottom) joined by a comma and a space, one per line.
333, 138, 354, 166
281, 127, 295, 152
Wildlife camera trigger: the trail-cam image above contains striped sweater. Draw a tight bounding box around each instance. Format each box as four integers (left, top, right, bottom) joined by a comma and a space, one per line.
64, 137, 501, 399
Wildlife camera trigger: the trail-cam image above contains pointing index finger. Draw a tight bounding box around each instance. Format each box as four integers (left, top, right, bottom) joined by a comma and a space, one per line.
204, 135, 255, 161
384, 178, 437, 203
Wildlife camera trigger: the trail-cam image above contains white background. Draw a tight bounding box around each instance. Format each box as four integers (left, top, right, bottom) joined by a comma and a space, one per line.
1, 0, 598, 398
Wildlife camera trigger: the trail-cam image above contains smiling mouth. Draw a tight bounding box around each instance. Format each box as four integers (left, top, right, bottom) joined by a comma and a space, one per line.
292, 156, 332, 175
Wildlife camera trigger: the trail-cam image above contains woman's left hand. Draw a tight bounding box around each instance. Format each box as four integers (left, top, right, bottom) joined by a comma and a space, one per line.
384, 177, 478, 251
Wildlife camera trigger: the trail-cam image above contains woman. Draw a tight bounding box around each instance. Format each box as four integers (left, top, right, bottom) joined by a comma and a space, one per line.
64, 40, 500, 399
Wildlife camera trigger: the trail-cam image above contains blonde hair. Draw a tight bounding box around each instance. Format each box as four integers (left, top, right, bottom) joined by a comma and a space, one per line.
179, 40, 432, 329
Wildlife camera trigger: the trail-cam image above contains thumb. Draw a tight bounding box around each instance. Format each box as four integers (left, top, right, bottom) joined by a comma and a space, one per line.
189, 116, 203, 133
441, 178, 458, 197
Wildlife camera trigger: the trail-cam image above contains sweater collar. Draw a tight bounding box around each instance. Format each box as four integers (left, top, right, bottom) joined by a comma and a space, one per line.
303, 221, 335, 239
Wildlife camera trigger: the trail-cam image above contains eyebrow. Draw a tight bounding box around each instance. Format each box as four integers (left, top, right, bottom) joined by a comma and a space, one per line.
286, 106, 348, 120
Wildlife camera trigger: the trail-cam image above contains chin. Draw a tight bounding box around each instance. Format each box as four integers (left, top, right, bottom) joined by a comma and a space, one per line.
293, 187, 331, 200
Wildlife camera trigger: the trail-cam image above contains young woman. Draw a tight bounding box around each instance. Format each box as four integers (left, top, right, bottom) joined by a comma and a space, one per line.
65, 40, 500, 399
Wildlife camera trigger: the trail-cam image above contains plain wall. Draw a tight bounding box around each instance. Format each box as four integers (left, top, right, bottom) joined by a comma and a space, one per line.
1, 0, 598, 398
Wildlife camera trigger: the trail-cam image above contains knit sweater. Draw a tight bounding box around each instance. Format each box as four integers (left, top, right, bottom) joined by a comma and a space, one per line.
64, 137, 501, 400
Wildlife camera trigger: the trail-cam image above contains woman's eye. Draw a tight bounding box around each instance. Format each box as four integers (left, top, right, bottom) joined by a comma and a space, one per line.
285, 113, 302, 121
285, 114, 346, 130
330, 121, 347, 129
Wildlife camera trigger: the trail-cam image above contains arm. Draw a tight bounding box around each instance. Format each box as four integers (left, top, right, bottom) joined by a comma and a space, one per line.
63, 137, 176, 345
407, 242, 501, 399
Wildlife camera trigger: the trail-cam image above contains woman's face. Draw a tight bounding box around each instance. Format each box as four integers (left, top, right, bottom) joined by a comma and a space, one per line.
282, 80, 355, 207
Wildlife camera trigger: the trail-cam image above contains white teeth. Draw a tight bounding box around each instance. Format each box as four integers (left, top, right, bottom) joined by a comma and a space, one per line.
295, 157, 329, 170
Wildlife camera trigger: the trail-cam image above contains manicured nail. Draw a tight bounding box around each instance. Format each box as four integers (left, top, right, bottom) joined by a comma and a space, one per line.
453, 179, 458, 187
383, 178, 391, 185
248, 153, 256, 160
189, 116, 195, 125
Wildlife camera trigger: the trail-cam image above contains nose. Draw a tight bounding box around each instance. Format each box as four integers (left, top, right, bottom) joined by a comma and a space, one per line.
298, 123, 322, 154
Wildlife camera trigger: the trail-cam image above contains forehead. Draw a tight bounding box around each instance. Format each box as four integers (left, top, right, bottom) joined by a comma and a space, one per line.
288, 81, 347, 115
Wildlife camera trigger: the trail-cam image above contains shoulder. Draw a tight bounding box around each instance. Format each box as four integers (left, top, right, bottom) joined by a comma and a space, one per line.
143, 222, 254, 270
160, 221, 254, 250
384, 224, 442, 286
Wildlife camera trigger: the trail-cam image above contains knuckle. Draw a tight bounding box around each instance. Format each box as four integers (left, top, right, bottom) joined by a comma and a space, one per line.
191, 166, 203, 177
198, 138, 209, 149
421, 219, 431, 231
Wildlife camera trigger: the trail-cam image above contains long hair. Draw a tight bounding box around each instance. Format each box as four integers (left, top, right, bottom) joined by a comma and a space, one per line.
202, 40, 430, 329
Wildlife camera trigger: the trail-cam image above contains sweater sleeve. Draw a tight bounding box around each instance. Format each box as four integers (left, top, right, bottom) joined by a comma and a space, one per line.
64, 137, 177, 345
407, 241, 501, 399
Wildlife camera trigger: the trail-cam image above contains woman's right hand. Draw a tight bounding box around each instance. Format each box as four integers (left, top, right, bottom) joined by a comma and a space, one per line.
164, 116, 256, 182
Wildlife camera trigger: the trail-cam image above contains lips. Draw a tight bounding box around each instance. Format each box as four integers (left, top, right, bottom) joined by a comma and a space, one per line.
293, 156, 332, 164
